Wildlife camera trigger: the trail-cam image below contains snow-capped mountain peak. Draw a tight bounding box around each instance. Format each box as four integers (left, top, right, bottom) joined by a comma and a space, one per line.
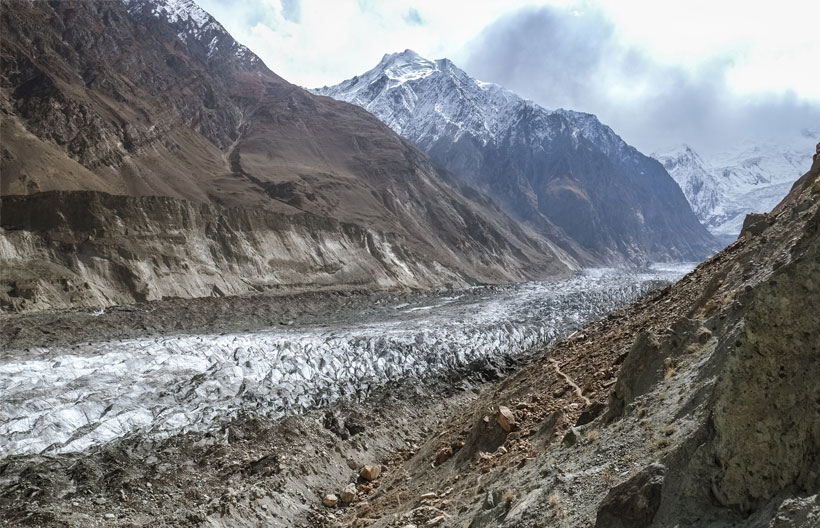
315, 49, 526, 145
314, 51, 717, 264
314, 50, 638, 155
121, 0, 259, 64
377, 49, 438, 82
124, 0, 210, 26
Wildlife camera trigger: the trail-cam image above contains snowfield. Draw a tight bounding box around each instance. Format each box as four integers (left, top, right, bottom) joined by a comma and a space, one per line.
0, 266, 693, 457
654, 132, 818, 238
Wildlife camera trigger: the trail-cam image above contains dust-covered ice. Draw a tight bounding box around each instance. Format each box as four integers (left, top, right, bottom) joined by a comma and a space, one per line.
0, 266, 693, 456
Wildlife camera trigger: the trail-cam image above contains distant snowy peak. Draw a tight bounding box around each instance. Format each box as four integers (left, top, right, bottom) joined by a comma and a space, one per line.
654, 146, 720, 221
658, 144, 706, 169
314, 49, 632, 157
378, 49, 439, 83
124, 0, 209, 26
654, 136, 817, 238
121, 0, 259, 64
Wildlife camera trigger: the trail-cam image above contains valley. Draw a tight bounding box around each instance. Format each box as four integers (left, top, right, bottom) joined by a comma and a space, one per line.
0, 0, 817, 527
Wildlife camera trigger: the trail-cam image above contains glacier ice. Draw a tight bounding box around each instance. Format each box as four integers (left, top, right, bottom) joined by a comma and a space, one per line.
0, 267, 692, 457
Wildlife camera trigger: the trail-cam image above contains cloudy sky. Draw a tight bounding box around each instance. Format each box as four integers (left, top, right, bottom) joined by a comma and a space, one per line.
198, 0, 820, 155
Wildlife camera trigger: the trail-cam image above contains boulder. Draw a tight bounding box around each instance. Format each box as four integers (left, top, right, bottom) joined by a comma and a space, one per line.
360, 464, 381, 481
434, 446, 454, 466
340, 483, 357, 504
456, 414, 509, 464
576, 402, 606, 427
322, 494, 338, 508
595, 463, 665, 528
496, 406, 516, 432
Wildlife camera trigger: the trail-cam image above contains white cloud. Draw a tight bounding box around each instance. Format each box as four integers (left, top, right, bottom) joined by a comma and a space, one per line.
593, 0, 820, 101
195, 0, 818, 153
197, 0, 820, 101
459, 2, 819, 154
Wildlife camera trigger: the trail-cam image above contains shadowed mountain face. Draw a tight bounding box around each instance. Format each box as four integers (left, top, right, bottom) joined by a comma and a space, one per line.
314, 50, 719, 266
0, 0, 580, 311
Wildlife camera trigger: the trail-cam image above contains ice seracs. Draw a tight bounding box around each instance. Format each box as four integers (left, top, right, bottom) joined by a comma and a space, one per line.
0, 268, 689, 456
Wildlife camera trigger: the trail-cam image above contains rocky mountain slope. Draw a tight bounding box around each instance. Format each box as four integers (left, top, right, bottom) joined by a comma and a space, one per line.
314, 50, 718, 266
0, 0, 576, 312
654, 131, 818, 243
326, 143, 819, 527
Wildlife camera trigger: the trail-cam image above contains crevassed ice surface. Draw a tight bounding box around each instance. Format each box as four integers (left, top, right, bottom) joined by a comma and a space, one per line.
0, 267, 693, 456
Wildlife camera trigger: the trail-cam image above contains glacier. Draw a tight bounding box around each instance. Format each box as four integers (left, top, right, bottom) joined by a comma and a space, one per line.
0, 267, 693, 457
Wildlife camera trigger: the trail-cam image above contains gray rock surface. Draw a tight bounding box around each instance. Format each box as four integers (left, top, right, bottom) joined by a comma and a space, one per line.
595, 462, 665, 528
314, 50, 719, 266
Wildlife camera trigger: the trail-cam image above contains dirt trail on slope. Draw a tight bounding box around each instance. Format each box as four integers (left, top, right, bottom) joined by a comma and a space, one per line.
548, 357, 591, 406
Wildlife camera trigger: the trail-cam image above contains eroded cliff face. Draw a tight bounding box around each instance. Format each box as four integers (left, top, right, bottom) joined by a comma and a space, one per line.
709, 249, 819, 512
649, 151, 820, 525
597, 150, 820, 527
0, 191, 498, 312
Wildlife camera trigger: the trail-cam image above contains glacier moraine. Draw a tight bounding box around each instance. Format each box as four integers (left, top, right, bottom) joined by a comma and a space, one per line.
0, 266, 694, 456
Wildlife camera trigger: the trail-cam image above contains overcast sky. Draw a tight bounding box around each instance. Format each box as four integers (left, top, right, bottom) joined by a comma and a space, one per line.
198, 0, 820, 156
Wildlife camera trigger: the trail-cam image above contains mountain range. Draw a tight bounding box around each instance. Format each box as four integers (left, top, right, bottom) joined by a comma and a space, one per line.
314, 50, 718, 266
2, 2, 715, 312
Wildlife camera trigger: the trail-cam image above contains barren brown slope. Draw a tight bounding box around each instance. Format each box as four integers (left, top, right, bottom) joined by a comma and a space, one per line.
0, 0, 576, 312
